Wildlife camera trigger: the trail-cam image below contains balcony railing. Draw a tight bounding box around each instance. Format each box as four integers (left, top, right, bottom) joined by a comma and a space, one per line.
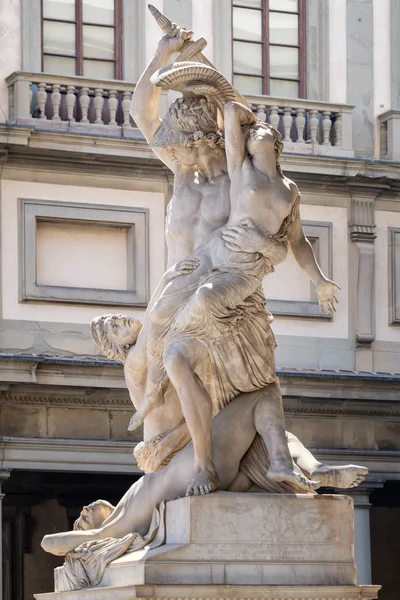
247, 95, 354, 158
6, 72, 355, 157
6, 72, 138, 140
378, 110, 400, 161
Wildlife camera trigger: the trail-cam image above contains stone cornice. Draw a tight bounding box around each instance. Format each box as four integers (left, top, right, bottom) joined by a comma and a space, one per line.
1, 387, 400, 418
2, 124, 400, 182
1, 436, 399, 483
0, 436, 140, 473
0, 391, 130, 408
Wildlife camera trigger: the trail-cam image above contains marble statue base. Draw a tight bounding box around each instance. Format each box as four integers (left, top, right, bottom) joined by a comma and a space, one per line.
35, 493, 380, 600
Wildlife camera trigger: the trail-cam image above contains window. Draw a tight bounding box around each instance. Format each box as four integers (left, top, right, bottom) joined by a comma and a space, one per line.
232, 0, 306, 98
42, 0, 122, 79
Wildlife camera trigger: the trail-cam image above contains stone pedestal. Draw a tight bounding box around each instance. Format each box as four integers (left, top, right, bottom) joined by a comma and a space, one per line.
35, 493, 380, 600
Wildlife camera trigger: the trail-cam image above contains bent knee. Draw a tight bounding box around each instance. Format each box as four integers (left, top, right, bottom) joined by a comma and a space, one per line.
164, 343, 188, 375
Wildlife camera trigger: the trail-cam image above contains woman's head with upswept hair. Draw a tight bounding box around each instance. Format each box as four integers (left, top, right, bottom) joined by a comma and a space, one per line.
242, 120, 285, 179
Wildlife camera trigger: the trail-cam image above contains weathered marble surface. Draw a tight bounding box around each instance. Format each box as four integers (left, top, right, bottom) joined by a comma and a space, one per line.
35, 496, 380, 600
88, 493, 357, 588
34, 584, 380, 600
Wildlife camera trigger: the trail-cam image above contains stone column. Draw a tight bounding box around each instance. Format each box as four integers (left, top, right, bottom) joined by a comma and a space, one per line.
346, 483, 382, 585
0, 471, 10, 599
349, 186, 378, 372
346, 0, 374, 157
307, 0, 329, 101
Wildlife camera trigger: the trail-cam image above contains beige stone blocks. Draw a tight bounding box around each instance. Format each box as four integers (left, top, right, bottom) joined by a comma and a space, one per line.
100, 493, 356, 588
34, 493, 380, 600
0, 399, 142, 442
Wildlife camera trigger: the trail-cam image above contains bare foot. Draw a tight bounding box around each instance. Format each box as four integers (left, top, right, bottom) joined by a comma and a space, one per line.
267, 462, 320, 493
186, 466, 220, 497
310, 464, 368, 489
127, 390, 165, 432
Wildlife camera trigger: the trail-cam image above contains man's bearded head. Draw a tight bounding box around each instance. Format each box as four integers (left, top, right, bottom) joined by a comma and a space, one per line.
150, 95, 224, 149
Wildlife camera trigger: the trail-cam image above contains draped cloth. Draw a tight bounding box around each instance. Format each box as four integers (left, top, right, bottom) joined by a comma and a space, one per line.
136, 197, 302, 488
54, 502, 166, 592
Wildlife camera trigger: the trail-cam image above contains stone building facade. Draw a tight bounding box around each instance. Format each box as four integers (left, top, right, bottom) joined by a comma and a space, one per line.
0, 0, 399, 598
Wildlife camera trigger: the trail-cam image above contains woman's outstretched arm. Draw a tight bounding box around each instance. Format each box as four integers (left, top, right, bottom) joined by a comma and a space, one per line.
288, 200, 340, 314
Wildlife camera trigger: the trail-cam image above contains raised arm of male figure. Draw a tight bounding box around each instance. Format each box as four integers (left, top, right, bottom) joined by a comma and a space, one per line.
130, 26, 193, 171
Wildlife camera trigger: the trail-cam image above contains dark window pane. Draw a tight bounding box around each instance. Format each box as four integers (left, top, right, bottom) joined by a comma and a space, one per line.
233, 7, 262, 41
83, 0, 114, 25
234, 74, 263, 95
269, 12, 298, 46
43, 0, 75, 21
43, 21, 76, 56
83, 25, 114, 59
233, 41, 263, 75
270, 45, 298, 79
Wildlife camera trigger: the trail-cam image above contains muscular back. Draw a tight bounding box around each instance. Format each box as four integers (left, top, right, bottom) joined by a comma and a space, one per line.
166, 166, 231, 266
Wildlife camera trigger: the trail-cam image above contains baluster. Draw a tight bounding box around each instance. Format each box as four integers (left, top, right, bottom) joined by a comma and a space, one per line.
29, 82, 33, 115
296, 108, 306, 143
256, 104, 266, 122
322, 110, 332, 145
79, 87, 90, 123
309, 109, 319, 145
66, 85, 76, 121
380, 121, 388, 157
334, 113, 342, 147
283, 107, 292, 142
269, 105, 280, 128
122, 91, 132, 126
51, 84, 61, 121
94, 88, 104, 125
108, 89, 118, 125
37, 82, 47, 120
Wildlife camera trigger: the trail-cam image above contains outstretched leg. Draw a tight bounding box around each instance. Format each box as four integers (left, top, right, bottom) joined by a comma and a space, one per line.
287, 432, 368, 488
254, 383, 320, 493
164, 338, 220, 497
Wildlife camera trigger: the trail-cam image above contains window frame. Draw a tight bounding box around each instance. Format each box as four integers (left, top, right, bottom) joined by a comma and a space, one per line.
232, 0, 307, 98
19, 199, 149, 307
41, 0, 123, 79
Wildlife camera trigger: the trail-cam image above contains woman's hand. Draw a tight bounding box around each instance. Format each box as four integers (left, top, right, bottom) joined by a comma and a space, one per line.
222, 218, 270, 254
164, 257, 200, 283
316, 279, 340, 314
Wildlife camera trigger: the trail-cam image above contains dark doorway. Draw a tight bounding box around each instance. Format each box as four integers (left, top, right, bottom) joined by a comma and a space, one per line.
2, 470, 140, 600
370, 481, 400, 600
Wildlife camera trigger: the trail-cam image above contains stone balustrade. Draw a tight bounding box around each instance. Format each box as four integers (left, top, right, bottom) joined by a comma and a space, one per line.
5, 72, 355, 157
246, 95, 355, 157
378, 110, 400, 161
6, 72, 136, 131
